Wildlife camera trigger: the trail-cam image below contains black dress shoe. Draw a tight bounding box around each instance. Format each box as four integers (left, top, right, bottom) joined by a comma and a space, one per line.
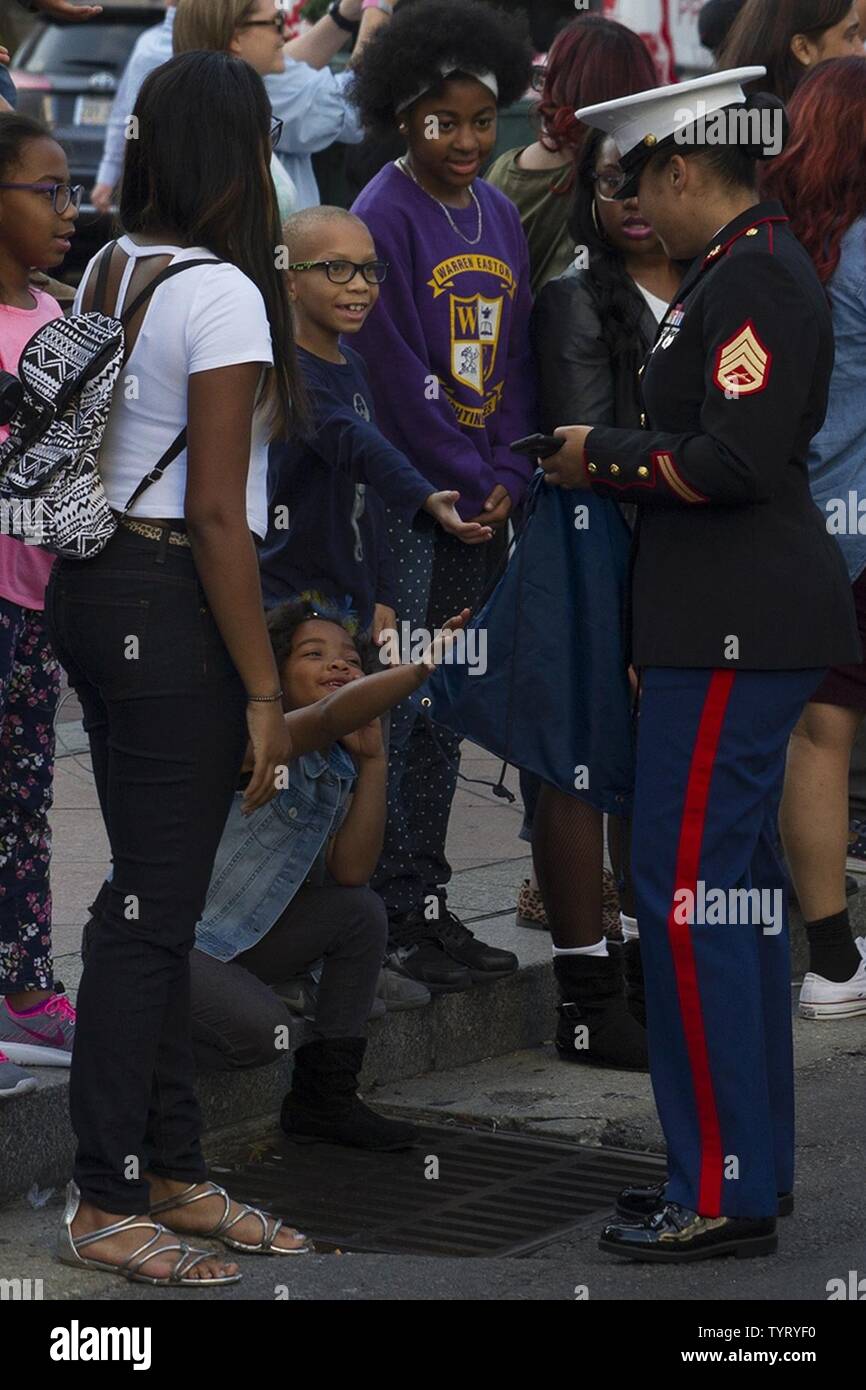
615, 1180, 794, 1221
599, 1201, 778, 1262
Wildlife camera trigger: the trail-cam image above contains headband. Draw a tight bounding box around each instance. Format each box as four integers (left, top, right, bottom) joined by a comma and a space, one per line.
395, 66, 499, 116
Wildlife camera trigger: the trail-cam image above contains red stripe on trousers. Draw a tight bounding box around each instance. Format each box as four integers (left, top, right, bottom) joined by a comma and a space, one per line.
666, 669, 736, 1216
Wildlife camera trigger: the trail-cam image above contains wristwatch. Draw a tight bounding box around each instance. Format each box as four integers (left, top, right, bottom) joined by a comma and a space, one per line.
328, 0, 360, 32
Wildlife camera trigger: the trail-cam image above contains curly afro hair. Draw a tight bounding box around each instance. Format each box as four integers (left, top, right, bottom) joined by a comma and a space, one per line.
266, 593, 377, 675
348, 0, 533, 136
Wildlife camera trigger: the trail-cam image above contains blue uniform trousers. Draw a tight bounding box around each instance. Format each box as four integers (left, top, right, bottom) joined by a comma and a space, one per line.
632, 666, 823, 1219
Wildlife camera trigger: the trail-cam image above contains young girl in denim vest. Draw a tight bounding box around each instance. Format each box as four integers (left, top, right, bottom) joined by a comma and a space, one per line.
193, 595, 470, 1150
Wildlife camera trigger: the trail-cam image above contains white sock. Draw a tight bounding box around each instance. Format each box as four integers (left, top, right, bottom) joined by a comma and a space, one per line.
552, 940, 608, 958
620, 913, 639, 941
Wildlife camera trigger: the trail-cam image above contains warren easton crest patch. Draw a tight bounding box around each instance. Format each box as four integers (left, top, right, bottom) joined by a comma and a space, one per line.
712, 320, 771, 396
450, 294, 503, 395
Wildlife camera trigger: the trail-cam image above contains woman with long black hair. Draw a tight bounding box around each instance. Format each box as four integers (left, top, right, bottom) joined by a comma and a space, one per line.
48, 51, 311, 1286
484, 12, 659, 944
528, 126, 681, 1072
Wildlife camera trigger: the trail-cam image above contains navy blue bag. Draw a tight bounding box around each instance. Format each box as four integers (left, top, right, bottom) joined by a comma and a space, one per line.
425, 471, 636, 815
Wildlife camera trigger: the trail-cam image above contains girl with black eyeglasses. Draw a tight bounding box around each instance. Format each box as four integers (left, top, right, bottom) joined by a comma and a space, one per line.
0, 114, 79, 1102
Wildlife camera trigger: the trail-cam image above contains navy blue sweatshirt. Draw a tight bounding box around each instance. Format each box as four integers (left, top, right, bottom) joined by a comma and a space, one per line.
260, 345, 434, 629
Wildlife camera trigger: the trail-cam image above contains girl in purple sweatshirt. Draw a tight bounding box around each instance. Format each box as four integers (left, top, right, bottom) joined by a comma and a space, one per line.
348, 0, 536, 990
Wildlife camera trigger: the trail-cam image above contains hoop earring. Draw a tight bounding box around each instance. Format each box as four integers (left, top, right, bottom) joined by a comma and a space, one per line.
591, 199, 601, 234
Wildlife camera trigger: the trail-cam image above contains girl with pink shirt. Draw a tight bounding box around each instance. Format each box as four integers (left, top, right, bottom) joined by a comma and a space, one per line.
0, 114, 79, 1099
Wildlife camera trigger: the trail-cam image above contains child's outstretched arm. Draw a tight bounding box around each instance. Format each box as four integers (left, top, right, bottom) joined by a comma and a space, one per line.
283, 611, 471, 763
308, 391, 492, 544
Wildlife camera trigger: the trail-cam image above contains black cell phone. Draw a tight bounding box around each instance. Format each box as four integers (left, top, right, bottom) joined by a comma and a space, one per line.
509, 432, 565, 460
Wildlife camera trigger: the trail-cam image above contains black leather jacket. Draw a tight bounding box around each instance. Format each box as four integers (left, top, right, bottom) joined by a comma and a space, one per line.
531, 264, 658, 434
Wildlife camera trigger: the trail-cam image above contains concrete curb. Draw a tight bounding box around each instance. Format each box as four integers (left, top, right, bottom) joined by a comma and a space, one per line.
0, 958, 557, 1207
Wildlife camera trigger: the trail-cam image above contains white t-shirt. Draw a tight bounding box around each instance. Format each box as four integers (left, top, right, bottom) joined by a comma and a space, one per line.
75, 235, 274, 538
634, 280, 670, 325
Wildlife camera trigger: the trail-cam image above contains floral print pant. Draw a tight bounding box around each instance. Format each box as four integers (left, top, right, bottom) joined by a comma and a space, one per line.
0, 598, 59, 993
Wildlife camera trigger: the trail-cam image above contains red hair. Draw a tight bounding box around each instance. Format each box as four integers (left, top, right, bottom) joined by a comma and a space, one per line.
535, 14, 659, 192
762, 57, 866, 284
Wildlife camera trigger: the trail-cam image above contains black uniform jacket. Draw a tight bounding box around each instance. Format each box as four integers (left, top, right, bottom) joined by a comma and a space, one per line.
585, 200, 861, 671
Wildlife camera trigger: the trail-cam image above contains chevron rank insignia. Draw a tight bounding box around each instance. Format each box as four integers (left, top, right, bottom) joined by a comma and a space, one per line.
712, 321, 771, 396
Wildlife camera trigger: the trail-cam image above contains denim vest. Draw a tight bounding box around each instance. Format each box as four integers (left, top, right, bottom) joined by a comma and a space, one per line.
195, 743, 357, 962
807, 217, 866, 582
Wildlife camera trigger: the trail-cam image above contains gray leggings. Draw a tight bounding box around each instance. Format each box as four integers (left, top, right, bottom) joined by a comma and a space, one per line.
190, 885, 388, 1072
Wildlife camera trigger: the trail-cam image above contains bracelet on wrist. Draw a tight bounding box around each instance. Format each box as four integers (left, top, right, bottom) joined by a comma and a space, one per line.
328, 0, 360, 32
247, 690, 284, 704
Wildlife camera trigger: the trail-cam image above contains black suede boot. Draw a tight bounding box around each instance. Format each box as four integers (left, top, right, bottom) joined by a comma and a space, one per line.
554, 949, 649, 1071
281, 1038, 420, 1151
622, 939, 646, 1028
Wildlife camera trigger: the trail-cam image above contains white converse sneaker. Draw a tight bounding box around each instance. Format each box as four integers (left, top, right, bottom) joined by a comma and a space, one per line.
799, 937, 866, 1019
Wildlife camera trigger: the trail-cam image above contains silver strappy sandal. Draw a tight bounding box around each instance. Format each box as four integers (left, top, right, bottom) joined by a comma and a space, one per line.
150, 1180, 312, 1256
57, 1181, 242, 1286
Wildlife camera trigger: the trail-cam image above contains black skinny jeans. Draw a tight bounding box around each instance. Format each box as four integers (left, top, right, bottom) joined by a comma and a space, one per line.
189, 885, 389, 1071
45, 527, 248, 1215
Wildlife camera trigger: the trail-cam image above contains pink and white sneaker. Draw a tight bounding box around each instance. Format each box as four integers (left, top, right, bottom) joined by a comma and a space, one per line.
0, 992, 75, 1066
799, 937, 866, 1019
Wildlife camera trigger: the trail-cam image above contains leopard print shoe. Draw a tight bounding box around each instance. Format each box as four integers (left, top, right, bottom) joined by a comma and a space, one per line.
516, 879, 548, 930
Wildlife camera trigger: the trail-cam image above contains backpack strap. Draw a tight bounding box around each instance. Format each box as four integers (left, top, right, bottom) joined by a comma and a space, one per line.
123, 432, 189, 514
90, 239, 117, 314
114, 255, 226, 516
120, 257, 224, 330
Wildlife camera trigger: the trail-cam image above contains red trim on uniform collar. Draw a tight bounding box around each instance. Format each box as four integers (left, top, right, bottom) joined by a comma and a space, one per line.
701, 215, 789, 270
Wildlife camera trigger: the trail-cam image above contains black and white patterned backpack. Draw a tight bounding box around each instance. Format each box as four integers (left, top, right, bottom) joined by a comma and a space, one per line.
0, 241, 221, 560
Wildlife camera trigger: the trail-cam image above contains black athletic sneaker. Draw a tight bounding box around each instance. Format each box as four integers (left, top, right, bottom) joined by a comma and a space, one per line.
387, 910, 473, 993
428, 897, 518, 982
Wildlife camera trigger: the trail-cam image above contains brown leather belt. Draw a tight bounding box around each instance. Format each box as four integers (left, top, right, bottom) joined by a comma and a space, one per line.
118, 516, 191, 548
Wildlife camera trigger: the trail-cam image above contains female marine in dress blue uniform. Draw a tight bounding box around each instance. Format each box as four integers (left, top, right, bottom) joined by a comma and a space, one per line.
542, 69, 860, 1262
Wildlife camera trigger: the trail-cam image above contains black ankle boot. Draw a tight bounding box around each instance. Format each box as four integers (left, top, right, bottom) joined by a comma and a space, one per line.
554, 949, 649, 1071
622, 938, 646, 1027
281, 1038, 419, 1151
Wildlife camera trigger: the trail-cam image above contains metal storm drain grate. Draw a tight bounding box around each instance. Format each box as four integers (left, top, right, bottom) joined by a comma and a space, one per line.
211, 1124, 666, 1257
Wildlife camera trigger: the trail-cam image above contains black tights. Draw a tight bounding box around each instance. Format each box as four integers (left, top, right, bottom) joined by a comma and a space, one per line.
531, 784, 634, 948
